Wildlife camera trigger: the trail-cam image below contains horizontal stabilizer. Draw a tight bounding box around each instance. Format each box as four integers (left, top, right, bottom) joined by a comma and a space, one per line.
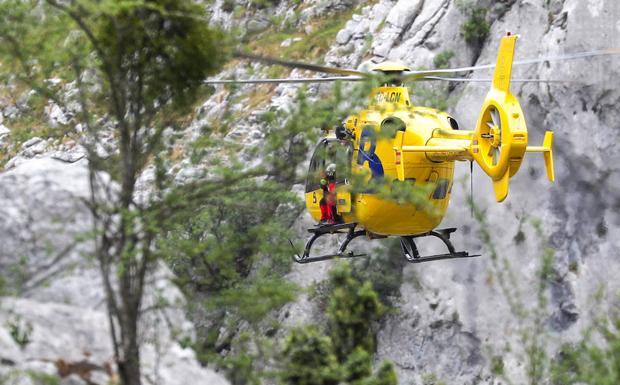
525, 131, 555, 182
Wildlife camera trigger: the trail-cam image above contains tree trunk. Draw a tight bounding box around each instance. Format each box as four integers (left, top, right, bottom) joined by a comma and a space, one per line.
118, 313, 142, 385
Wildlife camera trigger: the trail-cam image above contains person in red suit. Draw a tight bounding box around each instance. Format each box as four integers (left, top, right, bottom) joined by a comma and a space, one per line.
319, 163, 338, 225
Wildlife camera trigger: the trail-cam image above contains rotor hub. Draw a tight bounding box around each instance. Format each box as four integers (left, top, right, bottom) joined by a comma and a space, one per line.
371, 61, 412, 73
490, 126, 501, 147
474, 104, 507, 172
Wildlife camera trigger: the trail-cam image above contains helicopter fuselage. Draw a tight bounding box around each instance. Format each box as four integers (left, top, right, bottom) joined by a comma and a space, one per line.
305, 86, 474, 236
294, 34, 556, 263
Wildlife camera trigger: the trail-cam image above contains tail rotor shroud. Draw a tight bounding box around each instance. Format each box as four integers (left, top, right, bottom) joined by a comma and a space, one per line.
472, 35, 528, 202
390, 34, 555, 203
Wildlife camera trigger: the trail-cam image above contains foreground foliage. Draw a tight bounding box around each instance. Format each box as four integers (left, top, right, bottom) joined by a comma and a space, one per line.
0, 1, 228, 384
552, 316, 620, 385
280, 264, 397, 385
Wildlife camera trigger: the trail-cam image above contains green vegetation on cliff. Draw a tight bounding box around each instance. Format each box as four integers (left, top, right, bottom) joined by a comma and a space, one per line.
280, 264, 397, 385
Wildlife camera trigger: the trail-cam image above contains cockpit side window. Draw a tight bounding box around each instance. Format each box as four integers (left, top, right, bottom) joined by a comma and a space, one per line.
306, 140, 327, 193
325, 140, 352, 185
305, 139, 353, 193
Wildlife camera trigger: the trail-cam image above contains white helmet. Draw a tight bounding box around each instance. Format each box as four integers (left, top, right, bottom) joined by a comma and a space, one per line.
326, 163, 336, 177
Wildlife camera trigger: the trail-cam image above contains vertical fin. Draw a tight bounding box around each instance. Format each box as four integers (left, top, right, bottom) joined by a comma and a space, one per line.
492, 35, 518, 93
493, 171, 510, 202
542, 131, 555, 182
470, 160, 474, 217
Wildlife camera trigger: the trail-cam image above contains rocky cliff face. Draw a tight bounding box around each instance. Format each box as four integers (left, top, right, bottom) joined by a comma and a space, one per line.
0, 156, 229, 385
1, 0, 619, 384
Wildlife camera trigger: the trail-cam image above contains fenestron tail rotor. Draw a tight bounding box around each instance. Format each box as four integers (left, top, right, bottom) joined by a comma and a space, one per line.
482, 106, 503, 166
471, 34, 560, 202
472, 35, 529, 202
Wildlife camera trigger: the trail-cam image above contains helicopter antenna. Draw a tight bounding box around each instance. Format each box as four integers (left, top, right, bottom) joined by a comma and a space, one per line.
470, 160, 474, 218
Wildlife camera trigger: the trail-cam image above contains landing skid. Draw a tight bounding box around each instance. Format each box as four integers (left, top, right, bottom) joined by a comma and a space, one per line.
400, 228, 480, 263
290, 225, 479, 264
290, 223, 368, 264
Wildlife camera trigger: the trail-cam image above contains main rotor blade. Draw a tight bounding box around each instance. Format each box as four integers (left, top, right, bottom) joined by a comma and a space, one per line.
417, 76, 577, 83
206, 73, 577, 85
205, 75, 575, 85
234, 51, 368, 77
406, 48, 620, 78
205, 76, 366, 85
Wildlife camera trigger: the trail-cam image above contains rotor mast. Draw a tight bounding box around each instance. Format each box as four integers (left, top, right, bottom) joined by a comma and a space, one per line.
368, 61, 414, 109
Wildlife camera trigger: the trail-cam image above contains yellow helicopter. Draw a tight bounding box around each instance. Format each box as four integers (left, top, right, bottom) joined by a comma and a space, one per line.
207, 34, 619, 264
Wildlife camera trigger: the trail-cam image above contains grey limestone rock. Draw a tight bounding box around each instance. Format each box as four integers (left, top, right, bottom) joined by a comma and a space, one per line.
3, 0, 620, 384
268, 0, 620, 383
246, 17, 271, 34
0, 156, 229, 385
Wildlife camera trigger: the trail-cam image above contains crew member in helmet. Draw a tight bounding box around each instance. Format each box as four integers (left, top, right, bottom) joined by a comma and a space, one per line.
319, 163, 338, 225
